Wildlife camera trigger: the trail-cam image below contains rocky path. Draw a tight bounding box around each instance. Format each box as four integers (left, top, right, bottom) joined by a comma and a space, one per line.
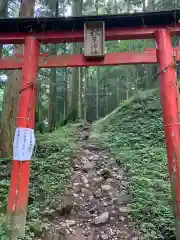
41, 124, 138, 240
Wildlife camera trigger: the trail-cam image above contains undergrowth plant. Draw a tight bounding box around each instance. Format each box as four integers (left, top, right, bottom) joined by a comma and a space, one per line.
0, 125, 77, 239
92, 89, 175, 239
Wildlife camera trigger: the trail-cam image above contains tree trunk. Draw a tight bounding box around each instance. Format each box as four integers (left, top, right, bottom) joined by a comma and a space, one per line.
0, 0, 36, 157
48, 0, 59, 132
70, 63, 79, 121
95, 2, 99, 120
126, 0, 131, 12
35, 78, 44, 133
105, 79, 108, 114
96, 67, 100, 119
147, 0, 155, 11
95, 0, 98, 14
113, 0, 118, 13
0, 0, 7, 16
84, 67, 88, 122
48, 46, 57, 132
117, 77, 120, 104
68, 72, 72, 108
142, 0, 146, 11
69, 0, 82, 121
64, 67, 68, 120
0, 0, 8, 56
78, 68, 83, 119
125, 75, 129, 99
78, 1, 83, 119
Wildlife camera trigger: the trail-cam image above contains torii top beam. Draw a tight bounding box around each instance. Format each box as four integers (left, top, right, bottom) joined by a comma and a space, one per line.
0, 9, 180, 44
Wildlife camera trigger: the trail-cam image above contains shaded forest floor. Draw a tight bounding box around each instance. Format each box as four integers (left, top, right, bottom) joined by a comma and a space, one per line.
0, 123, 136, 240
37, 123, 138, 240
0, 89, 175, 240
92, 89, 175, 239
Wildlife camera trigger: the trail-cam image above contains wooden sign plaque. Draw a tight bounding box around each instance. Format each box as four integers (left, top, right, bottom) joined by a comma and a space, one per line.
84, 21, 105, 59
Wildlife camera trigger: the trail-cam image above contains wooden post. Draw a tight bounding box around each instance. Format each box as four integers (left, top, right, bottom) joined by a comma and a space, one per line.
156, 28, 180, 239
7, 37, 39, 239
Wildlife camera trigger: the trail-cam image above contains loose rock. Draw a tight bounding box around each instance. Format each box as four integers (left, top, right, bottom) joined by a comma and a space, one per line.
100, 233, 109, 240
82, 175, 88, 184
94, 189, 102, 198
82, 188, 93, 197
45, 126, 137, 240
83, 161, 94, 173
102, 185, 112, 191
119, 206, 129, 214
65, 220, 76, 226
94, 212, 110, 225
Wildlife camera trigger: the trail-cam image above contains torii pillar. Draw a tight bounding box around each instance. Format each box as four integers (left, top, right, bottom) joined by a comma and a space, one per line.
156, 29, 180, 238
7, 37, 39, 239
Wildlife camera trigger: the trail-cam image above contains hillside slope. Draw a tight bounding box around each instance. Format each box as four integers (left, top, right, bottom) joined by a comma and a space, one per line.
92, 89, 175, 239
0, 125, 77, 239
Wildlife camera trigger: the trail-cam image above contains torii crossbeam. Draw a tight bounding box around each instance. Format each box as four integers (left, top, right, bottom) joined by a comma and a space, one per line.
1, 9, 180, 239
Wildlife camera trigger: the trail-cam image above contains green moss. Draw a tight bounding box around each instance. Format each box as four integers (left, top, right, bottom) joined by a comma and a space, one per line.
93, 89, 175, 239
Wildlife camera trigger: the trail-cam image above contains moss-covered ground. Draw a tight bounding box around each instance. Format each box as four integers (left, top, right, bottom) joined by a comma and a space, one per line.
0, 124, 77, 239
92, 89, 175, 239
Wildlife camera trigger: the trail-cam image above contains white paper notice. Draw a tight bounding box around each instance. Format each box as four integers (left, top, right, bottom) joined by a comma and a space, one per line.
13, 128, 36, 161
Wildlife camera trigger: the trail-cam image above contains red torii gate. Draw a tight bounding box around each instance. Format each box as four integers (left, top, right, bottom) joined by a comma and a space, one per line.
1, 10, 180, 238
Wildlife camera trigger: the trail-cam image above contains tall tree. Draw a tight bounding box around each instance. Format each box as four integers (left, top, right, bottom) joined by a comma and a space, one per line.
96, 67, 100, 119
0, 0, 8, 56
48, 0, 59, 132
64, 66, 68, 120
147, 0, 155, 11
0, 0, 8, 17
84, 67, 88, 121
113, 0, 118, 13
0, 0, 36, 157
48, 52, 57, 132
69, 0, 83, 121
78, 68, 83, 119
95, 0, 100, 120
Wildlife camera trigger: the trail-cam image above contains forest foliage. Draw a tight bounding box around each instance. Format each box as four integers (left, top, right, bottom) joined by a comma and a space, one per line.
0, 125, 77, 239
0, 0, 179, 239
0, 0, 179, 144
92, 89, 174, 239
